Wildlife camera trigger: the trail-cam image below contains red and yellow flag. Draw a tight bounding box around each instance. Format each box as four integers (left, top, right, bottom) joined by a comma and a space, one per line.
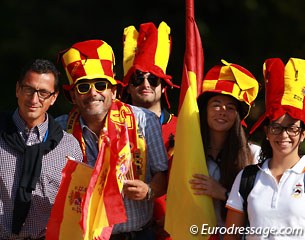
164, 0, 217, 239
46, 158, 93, 240
80, 124, 130, 240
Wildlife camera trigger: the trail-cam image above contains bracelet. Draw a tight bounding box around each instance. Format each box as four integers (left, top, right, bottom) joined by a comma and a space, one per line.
146, 184, 155, 200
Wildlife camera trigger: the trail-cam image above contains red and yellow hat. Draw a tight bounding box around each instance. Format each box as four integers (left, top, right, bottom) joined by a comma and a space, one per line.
123, 21, 175, 87
250, 57, 305, 134
60, 40, 117, 93
199, 59, 259, 120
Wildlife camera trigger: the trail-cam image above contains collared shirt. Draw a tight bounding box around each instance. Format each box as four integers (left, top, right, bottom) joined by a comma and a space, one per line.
227, 156, 305, 240
56, 104, 168, 233
0, 110, 83, 239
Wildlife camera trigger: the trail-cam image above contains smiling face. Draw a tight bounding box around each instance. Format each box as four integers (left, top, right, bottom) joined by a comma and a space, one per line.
206, 94, 238, 134
16, 70, 58, 128
127, 71, 162, 110
265, 114, 305, 157
70, 79, 116, 121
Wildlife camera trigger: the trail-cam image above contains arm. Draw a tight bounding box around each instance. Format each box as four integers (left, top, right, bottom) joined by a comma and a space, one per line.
224, 209, 246, 240
123, 171, 167, 200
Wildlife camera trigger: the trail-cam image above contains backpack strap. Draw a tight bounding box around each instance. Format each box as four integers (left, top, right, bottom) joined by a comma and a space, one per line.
239, 163, 261, 226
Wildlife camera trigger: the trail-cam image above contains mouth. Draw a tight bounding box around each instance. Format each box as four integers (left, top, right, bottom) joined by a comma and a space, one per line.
85, 98, 104, 104
215, 118, 227, 123
275, 140, 291, 147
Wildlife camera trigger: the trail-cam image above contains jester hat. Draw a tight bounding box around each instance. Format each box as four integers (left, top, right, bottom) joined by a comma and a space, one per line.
198, 59, 259, 120
123, 21, 175, 87
60, 40, 117, 101
250, 57, 305, 134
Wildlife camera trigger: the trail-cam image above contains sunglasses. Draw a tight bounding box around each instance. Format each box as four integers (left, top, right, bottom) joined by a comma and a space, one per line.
75, 80, 109, 95
130, 73, 161, 87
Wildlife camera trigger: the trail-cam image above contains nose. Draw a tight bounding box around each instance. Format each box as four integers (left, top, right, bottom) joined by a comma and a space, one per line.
29, 91, 40, 103
143, 78, 151, 88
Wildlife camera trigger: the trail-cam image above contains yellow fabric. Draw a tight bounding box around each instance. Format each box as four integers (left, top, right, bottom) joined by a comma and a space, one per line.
282, 58, 305, 109
62, 40, 117, 86
123, 26, 138, 77
155, 21, 171, 74
122, 21, 171, 77
165, 71, 216, 240
84, 149, 111, 240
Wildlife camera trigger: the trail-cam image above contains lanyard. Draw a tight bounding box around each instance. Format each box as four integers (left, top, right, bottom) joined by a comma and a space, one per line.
43, 130, 48, 142
159, 110, 164, 125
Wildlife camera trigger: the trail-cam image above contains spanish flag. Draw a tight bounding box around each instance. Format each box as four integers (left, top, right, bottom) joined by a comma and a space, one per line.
46, 158, 93, 239
80, 112, 131, 239
164, 0, 217, 239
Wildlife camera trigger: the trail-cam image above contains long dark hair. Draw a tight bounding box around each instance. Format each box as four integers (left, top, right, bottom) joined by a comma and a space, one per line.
198, 92, 253, 219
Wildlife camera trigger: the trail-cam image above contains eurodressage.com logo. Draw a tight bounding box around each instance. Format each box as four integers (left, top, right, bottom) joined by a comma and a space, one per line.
189, 224, 305, 238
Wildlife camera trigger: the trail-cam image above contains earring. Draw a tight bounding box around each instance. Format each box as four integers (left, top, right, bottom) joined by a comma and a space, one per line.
266, 137, 269, 140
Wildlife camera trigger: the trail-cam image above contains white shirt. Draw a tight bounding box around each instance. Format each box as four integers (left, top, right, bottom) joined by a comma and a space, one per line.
226, 156, 305, 239
207, 143, 261, 227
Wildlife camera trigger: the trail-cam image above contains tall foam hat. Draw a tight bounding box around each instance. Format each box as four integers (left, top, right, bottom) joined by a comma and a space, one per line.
199, 59, 259, 120
60, 40, 117, 101
250, 58, 305, 134
123, 21, 176, 87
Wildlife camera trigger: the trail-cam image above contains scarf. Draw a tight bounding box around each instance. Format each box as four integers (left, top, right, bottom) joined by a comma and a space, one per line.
66, 99, 147, 181
1, 113, 63, 234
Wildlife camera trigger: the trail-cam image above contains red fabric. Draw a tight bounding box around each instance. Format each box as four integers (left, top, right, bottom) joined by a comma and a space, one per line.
154, 115, 177, 240
178, 2, 204, 112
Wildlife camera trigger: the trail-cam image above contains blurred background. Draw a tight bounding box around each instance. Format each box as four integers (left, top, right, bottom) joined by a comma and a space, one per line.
1, 0, 305, 143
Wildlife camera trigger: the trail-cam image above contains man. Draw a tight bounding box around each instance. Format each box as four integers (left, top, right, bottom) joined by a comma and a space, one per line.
121, 21, 178, 240
56, 39, 168, 239
0, 59, 83, 239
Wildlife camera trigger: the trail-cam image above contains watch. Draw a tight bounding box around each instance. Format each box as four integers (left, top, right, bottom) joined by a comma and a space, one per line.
146, 184, 155, 200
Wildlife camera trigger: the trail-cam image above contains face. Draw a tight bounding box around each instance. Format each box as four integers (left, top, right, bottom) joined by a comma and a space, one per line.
265, 114, 305, 157
207, 94, 238, 133
127, 71, 162, 109
70, 79, 116, 119
16, 71, 58, 128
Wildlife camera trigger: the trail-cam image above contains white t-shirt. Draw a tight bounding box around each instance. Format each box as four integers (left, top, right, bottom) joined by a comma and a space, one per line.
226, 156, 305, 239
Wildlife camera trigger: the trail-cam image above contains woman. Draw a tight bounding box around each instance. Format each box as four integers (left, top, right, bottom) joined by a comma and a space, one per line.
189, 60, 260, 230
225, 58, 305, 240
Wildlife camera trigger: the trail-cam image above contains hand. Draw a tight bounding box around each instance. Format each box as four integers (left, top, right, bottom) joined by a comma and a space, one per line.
123, 179, 149, 200
189, 174, 226, 200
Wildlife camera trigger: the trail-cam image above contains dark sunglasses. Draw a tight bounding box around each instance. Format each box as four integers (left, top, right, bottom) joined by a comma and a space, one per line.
75, 80, 109, 95
130, 73, 161, 87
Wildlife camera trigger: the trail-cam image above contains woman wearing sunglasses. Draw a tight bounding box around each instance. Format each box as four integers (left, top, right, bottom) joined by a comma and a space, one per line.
225, 58, 305, 240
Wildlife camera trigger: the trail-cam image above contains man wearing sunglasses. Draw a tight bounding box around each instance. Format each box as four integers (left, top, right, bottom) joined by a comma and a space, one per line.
121, 22, 179, 240
56, 39, 168, 240
0, 59, 83, 239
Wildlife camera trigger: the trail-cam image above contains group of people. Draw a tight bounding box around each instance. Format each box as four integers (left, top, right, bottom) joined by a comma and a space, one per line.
0, 20, 305, 240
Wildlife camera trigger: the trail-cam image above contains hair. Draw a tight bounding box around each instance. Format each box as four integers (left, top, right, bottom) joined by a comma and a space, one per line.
259, 118, 305, 162
198, 92, 253, 220
18, 59, 60, 92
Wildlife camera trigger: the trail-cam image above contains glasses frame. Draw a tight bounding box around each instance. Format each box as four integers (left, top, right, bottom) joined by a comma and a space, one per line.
268, 123, 303, 137
20, 84, 55, 100
75, 80, 109, 95
130, 72, 161, 87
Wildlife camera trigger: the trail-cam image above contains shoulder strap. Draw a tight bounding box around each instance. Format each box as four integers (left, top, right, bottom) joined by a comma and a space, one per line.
239, 163, 261, 225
